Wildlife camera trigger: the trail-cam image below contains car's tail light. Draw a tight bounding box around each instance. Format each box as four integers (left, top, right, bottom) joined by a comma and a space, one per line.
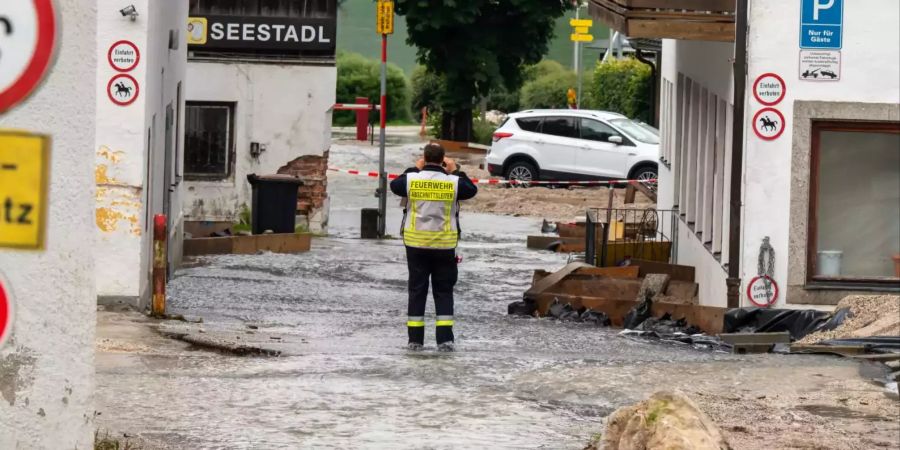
492, 132, 513, 142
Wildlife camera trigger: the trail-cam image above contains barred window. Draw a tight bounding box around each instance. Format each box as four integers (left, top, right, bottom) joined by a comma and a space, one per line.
185, 102, 234, 180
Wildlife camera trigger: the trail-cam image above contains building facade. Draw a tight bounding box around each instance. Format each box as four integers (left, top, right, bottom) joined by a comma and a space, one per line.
95, 0, 189, 307
183, 0, 337, 233
591, 0, 900, 307
0, 0, 98, 446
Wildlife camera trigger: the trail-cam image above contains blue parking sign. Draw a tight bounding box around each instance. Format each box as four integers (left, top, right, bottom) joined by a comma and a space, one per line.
800, 0, 843, 49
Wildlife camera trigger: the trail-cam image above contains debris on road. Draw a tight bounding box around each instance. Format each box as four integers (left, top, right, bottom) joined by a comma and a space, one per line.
586, 390, 731, 450
796, 295, 900, 344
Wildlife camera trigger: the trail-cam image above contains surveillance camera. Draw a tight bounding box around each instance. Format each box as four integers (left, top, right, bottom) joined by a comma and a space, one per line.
119, 5, 138, 21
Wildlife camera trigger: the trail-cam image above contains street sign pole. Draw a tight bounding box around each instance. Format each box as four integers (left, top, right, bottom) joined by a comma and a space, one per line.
569, 12, 593, 108
574, 2, 582, 108
377, 33, 387, 238
375, 0, 394, 238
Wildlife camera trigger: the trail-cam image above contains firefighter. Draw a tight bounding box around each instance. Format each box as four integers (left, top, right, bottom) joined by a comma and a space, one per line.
389, 144, 478, 352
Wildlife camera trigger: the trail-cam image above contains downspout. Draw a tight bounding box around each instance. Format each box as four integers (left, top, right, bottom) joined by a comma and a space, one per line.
726, 0, 748, 309
634, 48, 658, 127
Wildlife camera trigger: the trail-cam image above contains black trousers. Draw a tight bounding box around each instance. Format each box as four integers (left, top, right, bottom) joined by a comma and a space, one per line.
406, 246, 457, 345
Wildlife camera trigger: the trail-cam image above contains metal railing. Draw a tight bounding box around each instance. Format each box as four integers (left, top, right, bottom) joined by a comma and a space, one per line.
585, 208, 679, 267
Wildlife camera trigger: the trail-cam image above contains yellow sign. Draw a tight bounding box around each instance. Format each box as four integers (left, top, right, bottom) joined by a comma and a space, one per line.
376, 1, 395, 35
187, 17, 208, 45
576, 26, 590, 34
570, 34, 594, 42
570, 19, 593, 27
0, 131, 50, 250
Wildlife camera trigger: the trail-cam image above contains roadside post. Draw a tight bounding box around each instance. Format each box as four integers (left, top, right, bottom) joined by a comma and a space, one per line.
152, 214, 167, 317
570, 13, 593, 108
376, 0, 394, 238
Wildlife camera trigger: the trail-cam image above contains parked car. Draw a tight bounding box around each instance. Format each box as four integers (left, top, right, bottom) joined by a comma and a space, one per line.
485, 109, 660, 183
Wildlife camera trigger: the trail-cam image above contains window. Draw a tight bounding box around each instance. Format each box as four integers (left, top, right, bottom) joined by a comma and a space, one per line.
516, 117, 542, 132
610, 118, 659, 144
185, 102, 234, 180
541, 117, 578, 138
809, 121, 900, 283
580, 119, 620, 142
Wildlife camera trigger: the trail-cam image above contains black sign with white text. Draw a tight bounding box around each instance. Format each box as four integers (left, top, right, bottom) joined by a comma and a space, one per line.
189, 15, 336, 56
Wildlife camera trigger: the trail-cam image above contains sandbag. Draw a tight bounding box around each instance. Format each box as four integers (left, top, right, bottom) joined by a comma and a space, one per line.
623, 297, 652, 329
507, 299, 536, 317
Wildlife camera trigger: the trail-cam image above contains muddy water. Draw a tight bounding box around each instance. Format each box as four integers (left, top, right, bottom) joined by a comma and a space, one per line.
95, 138, 875, 449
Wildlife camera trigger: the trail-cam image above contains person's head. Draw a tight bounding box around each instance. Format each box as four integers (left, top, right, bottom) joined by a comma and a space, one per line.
423, 144, 445, 165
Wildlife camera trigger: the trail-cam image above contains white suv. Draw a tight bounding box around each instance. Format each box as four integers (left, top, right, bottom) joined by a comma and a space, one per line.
485, 109, 660, 182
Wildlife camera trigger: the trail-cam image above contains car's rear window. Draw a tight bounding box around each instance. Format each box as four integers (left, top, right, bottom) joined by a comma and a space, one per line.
516, 117, 542, 132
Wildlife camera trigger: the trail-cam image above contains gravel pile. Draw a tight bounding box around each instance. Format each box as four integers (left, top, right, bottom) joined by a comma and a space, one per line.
796, 294, 900, 344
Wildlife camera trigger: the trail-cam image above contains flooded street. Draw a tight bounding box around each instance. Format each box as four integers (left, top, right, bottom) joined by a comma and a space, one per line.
95, 134, 899, 449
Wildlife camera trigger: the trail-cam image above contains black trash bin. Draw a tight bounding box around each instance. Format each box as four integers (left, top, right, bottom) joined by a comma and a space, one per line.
247, 174, 304, 235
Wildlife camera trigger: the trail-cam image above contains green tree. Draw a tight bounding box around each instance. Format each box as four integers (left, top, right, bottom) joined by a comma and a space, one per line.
586, 57, 652, 122
394, 0, 569, 141
410, 65, 444, 122
334, 51, 411, 125
518, 60, 576, 110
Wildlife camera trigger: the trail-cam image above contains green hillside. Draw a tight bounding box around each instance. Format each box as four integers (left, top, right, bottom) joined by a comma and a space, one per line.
337, 0, 609, 75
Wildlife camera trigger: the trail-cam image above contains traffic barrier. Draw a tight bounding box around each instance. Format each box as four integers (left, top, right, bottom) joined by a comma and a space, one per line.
327, 166, 657, 186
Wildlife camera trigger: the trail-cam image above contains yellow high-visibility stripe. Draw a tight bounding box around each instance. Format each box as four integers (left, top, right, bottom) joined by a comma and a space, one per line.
407, 321, 425, 327
443, 200, 452, 232
435, 320, 455, 327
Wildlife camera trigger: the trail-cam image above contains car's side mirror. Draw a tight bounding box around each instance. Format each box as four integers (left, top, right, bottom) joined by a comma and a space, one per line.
608, 135, 623, 145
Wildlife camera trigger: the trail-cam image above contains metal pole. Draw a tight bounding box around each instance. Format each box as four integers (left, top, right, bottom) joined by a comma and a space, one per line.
573, 5, 580, 72
574, 2, 583, 108
727, 0, 749, 309
377, 34, 388, 238
152, 214, 167, 317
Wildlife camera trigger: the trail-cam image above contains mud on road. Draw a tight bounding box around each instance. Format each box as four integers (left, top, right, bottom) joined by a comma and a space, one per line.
95, 133, 899, 449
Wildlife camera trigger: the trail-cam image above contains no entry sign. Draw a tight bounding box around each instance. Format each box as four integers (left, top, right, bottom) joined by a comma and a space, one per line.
753, 73, 786, 106
108, 40, 140, 72
0, 274, 13, 349
747, 275, 779, 307
0, 0, 59, 114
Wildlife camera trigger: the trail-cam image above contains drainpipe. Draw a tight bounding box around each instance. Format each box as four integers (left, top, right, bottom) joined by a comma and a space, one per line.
726, 0, 748, 309
634, 48, 658, 127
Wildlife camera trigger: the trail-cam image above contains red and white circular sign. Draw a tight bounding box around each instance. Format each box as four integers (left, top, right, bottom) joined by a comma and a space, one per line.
752, 107, 786, 141
0, 275, 14, 349
0, 0, 59, 114
747, 275, 779, 307
108, 40, 140, 72
753, 73, 786, 106
107, 73, 139, 106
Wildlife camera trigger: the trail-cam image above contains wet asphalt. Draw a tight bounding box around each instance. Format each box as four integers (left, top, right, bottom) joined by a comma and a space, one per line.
96, 132, 751, 449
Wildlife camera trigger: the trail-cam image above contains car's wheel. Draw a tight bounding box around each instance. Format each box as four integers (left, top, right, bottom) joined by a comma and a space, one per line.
506, 161, 537, 186
630, 164, 658, 182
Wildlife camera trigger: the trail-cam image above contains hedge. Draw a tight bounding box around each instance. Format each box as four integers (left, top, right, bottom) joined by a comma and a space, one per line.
334, 51, 411, 125
586, 57, 652, 122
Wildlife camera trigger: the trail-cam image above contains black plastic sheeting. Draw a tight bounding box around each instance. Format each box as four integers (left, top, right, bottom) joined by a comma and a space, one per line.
723, 307, 851, 341
508, 298, 612, 326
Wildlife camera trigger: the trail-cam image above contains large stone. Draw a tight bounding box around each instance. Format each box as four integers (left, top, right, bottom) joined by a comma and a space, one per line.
599, 391, 731, 450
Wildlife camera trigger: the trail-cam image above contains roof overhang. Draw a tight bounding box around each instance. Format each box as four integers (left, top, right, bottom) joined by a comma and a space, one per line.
588, 0, 736, 42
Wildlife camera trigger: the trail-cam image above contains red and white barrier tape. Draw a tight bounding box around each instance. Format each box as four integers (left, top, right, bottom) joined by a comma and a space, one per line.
327, 167, 656, 186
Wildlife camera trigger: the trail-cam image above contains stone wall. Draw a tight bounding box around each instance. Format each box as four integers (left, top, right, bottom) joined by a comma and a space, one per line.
277, 151, 329, 232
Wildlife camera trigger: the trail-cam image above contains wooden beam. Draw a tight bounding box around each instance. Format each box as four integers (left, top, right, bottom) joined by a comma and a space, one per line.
613, 0, 735, 12
628, 19, 735, 42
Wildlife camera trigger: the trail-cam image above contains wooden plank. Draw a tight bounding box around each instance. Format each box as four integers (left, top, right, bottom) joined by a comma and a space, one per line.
588, 1, 629, 34
184, 234, 311, 256
534, 292, 725, 334
628, 19, 735, 42
790, 344, 868, 356
524, 262, 592, 301
599, 241, 673, 266
852, 354, 900, 362
612, 0, 735, 12
527, 235, 581, 250
624, 184, 637, 204
575, 266, 640, 278
629, 181, 657, 202
665, 280, 699, 300
719, 332, 792, 345
629, 259, 695, 282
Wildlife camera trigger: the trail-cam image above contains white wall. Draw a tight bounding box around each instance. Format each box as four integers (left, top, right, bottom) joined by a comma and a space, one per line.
94, 0, 187, 304
0, 0, 97, 447
183, 62, 336, 222
744, 0, 900, 305
658, 39, 735, 306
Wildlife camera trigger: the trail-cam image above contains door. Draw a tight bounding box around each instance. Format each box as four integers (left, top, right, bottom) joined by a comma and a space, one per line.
576, 118, 632, 178
536, 116, 580, 178
163, 103, 175, 277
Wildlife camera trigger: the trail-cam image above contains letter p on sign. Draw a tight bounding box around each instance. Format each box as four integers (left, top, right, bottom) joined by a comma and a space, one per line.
814, 0, 835, 20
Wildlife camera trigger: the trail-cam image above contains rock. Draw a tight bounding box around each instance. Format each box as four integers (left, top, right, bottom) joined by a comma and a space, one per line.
637, 274, 670, 301
600, 391, 731, 450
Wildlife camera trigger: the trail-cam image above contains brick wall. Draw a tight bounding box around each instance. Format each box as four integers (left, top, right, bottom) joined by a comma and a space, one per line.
277, 151, 329, 219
